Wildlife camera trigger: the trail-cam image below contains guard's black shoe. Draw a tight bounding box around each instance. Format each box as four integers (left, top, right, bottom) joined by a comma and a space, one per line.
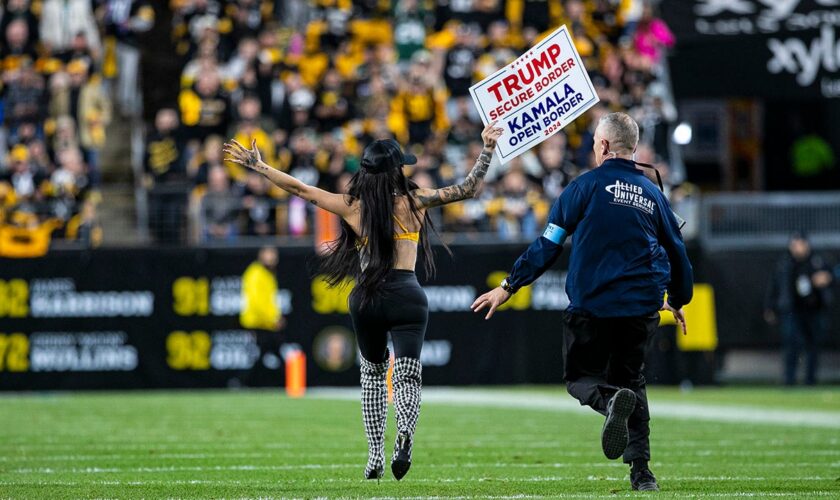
391, 432, 413, 480
601, 388, 637, 459
631, 468, 659, 491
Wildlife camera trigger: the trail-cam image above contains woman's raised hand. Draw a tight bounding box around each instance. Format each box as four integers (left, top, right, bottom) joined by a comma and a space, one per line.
481, 121, 504, 149
223, 139, 262, 170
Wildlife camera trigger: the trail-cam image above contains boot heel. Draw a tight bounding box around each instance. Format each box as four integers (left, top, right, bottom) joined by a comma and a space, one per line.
391, 432, 412, 480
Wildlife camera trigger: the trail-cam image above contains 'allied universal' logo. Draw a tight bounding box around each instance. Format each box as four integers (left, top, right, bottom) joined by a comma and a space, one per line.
605, 181, 655, 215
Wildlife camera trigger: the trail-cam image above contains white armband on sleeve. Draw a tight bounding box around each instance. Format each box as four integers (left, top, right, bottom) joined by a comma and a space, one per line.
542, 223, 567, 245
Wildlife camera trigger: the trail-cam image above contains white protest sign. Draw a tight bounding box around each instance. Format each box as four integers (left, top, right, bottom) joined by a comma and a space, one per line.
469, 25, 600, 164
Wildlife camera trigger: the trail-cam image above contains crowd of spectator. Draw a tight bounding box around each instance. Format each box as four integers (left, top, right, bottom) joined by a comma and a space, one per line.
0, 0, 154, 251
3, 1, 685, 248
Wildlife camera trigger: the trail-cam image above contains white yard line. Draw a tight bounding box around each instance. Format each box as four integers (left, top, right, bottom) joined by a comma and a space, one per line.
0, 442, 297, 451
6, 463, 839, 475
309, 388, 840, 429
3, 451, 838, 463
3, 461, 838, 470
208, 495, 839, 500
1, 475, 835, 483
359, 495, 839, 500
0, 452, 357, 462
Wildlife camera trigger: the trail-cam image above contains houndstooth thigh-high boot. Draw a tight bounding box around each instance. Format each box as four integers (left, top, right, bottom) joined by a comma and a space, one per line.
359, 351, 389, 479
390, 357, 422, 480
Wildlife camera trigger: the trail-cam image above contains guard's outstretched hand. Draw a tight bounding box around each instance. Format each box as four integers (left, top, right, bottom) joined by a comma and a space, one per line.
471, 287, 512, 320
223, 139, 262, 170
661, 300, 687, 335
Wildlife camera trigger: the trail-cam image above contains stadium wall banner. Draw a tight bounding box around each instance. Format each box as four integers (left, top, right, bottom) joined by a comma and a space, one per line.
0, 246, 836, 390
661, 0, 840, 98
0, 246, 570, 390
469, 25, 599, 163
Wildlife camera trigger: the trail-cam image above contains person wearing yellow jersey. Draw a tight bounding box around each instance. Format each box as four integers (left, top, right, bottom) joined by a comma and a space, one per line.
0, 19, 38, 74
240, 246, 284, 385
178, 71, 231, 140
241, 246, 282, 331
506, 0, 564, 36
144, 108, 187, 243
225, 122, 503, 482
389, 75, 449, 146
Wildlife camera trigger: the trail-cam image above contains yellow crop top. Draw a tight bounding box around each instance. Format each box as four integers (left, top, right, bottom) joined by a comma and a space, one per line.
392, 216, 420, 242
357, 216, 420, 247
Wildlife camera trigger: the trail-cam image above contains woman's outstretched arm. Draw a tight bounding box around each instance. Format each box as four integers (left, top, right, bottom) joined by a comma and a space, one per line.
224, 139, 355, 217
411, 122, 503, 208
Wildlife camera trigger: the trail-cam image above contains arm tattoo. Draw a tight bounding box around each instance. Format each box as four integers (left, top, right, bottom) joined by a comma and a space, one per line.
414, 149, 492, 208
248, 154, 270, 174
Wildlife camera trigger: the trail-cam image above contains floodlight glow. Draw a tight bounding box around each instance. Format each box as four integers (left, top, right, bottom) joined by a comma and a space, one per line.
673, 122, 692, 145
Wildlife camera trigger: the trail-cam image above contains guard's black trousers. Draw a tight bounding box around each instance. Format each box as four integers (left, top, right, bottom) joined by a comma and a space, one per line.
563, 311, 660, 463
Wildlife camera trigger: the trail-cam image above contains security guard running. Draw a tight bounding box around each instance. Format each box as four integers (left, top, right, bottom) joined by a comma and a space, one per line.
473, 112, 693, 492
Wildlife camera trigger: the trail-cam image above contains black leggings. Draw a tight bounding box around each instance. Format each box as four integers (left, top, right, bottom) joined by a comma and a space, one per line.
349, 270, 428, 363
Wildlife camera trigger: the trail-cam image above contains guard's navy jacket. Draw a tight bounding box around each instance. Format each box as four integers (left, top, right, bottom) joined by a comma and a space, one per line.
508, 158, 693, 317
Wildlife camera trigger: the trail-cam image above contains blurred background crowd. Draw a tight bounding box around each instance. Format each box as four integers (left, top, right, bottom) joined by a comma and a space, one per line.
0, 0, 121, 249
0, 0, 694, 247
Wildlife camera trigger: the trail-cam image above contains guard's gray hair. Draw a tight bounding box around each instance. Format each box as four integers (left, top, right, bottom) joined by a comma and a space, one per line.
597, 112, 639, 153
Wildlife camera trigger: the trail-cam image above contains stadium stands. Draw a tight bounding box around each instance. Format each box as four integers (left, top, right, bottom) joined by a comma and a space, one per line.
0, 0, 155, 253
1, 0, 684, 248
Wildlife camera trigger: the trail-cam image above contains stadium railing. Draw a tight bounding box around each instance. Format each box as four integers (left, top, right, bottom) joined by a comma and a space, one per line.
699, 191, 840, 250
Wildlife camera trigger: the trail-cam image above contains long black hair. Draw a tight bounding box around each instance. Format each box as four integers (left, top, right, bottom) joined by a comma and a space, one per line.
319, 140, 445, 306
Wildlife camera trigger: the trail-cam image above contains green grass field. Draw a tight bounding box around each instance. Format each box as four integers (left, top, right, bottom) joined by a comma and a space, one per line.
1, 387, 839, 499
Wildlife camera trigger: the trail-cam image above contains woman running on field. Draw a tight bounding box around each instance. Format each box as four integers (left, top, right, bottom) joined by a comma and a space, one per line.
224, 122, 503, 481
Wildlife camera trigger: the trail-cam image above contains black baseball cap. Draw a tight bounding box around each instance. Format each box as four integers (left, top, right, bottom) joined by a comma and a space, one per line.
361, 139, 417, 173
